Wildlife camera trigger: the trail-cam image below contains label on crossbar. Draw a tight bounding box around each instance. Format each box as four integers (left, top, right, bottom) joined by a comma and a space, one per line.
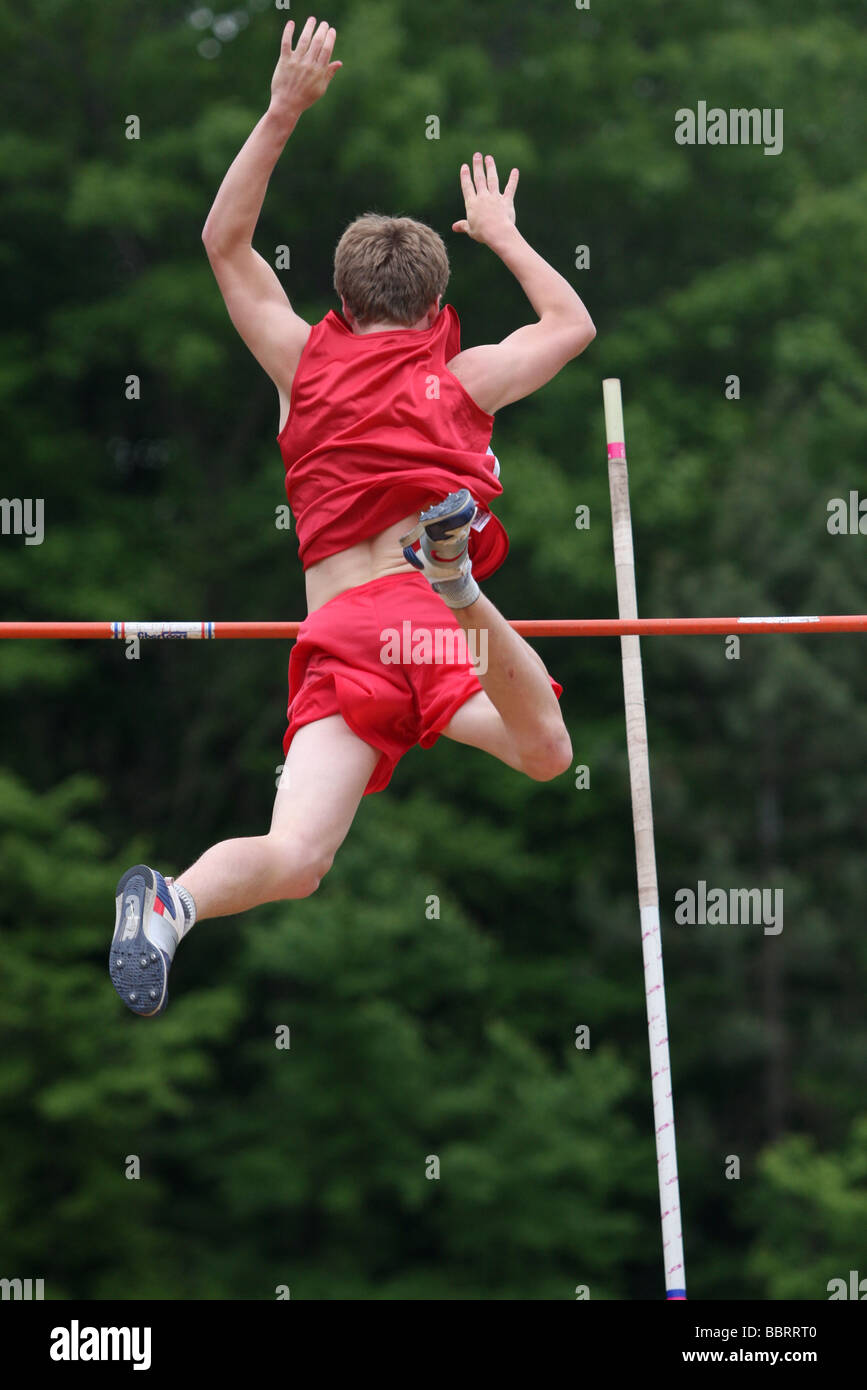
111, 622, 215, 640
737, 615, 819, 625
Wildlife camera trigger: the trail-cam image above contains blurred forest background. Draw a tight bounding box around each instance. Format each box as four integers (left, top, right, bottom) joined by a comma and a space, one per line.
1, 0, 866, 1299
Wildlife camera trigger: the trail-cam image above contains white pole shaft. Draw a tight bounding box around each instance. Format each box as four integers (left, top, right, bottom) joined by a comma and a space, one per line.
603, 378, 686, 1300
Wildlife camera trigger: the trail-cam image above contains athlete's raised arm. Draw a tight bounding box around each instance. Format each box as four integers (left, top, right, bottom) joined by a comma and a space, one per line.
447, 153, 596, 415
201, 17, 341, 423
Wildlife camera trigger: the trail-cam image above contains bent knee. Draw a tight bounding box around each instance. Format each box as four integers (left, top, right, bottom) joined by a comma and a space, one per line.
266, 835, 335, 899
521, 726, 573, 782
292, 861, 333, 898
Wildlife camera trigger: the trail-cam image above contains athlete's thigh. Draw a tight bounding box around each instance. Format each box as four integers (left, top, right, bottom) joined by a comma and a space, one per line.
270, 714, 379, 855
439, 690, 524, 772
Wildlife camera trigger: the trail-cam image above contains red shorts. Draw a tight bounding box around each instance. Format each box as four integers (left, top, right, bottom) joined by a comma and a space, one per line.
283, 572, 563, 795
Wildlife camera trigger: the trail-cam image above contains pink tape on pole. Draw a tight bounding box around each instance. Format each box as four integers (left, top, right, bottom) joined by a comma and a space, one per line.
607, 441, 626, 459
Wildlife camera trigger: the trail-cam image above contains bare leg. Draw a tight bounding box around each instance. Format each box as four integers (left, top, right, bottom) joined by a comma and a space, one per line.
450, 590, 572, 780
175, 715, 378, 921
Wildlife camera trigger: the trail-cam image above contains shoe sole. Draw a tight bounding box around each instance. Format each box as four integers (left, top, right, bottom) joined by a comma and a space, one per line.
420, 489, 476, 539
400, 489, 477, 548
401, 490, 478, 572
109, 864, 170, 1017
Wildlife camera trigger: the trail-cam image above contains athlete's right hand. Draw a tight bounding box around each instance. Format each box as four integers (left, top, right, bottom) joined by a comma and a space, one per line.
269, 17, 341, 120
452, 153, 519, 246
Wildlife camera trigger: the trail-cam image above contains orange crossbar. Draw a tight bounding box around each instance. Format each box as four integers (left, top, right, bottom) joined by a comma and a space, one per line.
0, 617, 865, 639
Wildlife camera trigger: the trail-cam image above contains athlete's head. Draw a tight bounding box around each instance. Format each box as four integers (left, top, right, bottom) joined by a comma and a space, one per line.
333, 214, 449, 329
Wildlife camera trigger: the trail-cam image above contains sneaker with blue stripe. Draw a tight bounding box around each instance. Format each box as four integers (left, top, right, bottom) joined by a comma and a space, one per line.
109, 864, 184, 1017
399, 489, 481, 608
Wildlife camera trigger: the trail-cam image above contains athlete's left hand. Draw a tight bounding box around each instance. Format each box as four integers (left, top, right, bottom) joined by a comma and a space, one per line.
269, 17, 341, 120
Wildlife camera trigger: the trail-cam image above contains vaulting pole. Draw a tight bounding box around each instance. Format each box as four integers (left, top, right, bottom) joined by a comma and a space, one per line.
603, 377, 686, 1300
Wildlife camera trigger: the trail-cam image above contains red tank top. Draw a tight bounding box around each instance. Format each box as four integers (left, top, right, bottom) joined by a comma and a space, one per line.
277, 304, 508, 579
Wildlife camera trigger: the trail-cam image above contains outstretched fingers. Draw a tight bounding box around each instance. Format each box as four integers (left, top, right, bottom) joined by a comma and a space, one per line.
457, 154, 518, 234
484, 154, 500, 192
472, 150, 488, 194
459, 161, 475, 200
293, 14, 319, 57
318, 25, 338, 66
308, 18, 333, 63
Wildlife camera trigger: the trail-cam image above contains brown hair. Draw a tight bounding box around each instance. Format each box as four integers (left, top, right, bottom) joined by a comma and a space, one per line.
333, 214, 449, 326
